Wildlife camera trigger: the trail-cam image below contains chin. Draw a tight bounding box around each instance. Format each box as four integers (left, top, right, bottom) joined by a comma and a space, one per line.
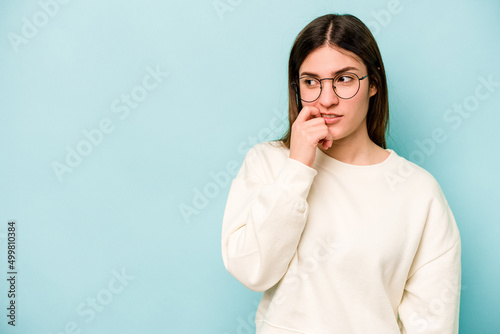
327, 129, 346, 140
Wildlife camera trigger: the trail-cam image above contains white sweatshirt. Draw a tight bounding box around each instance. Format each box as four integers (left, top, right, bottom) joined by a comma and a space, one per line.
221, 141, 461, 334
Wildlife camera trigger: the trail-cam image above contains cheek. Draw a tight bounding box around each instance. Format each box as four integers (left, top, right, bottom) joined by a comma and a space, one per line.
307, 101, 322, 110
344, 96, 368, 114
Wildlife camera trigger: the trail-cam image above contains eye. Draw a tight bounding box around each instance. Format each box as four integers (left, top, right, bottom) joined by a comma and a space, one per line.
337, 75, 355, 84
301, 77, 320, 87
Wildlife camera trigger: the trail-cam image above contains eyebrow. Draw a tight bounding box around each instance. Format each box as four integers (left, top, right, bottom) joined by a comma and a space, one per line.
299, 66, 360, 77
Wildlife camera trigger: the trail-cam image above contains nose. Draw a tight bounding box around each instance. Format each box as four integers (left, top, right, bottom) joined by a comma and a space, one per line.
318, 79, 339, 107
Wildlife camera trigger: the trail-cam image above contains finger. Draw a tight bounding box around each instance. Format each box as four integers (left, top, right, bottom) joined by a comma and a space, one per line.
303, 124, 332, 149
304, 116, 329, 127
296, 106, 320, 122
307, 107, 322, 120
310, 123, 333, 150
323, 128, 333, 149
322, 137, 333, 149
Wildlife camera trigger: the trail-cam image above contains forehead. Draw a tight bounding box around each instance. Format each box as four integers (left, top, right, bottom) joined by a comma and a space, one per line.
299, 45, 365, 74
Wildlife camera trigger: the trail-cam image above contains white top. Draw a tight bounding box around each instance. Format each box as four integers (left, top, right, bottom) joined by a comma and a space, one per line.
221, 141, 461, 334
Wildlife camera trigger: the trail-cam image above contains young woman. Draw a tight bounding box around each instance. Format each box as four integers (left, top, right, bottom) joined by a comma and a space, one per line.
221, 14, 461, 334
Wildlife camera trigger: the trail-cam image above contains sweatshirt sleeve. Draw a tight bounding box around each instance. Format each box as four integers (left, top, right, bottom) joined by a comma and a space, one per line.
398, 181, 462, 334
221, 144, 318, 292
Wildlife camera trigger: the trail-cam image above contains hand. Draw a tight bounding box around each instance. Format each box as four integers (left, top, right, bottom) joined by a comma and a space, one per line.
289, 106, 333, 167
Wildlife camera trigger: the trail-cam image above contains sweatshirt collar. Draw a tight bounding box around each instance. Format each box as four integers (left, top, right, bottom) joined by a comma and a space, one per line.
313, 146, 399, 176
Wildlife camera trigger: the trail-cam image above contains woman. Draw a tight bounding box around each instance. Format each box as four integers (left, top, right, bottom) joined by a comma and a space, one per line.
221, 13, 461, 334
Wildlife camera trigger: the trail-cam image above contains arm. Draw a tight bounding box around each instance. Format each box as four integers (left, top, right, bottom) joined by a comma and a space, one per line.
221, 145, 317, 292
398, 185, 462, 334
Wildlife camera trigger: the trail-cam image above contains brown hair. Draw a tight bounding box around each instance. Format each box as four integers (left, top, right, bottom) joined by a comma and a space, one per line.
276, 14, 389, 149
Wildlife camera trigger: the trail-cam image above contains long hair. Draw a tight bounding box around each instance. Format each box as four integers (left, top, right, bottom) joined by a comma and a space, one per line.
277, 14, 389, 149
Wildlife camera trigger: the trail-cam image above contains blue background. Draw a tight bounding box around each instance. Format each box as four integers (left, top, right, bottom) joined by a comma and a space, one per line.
0, 0, 499, 333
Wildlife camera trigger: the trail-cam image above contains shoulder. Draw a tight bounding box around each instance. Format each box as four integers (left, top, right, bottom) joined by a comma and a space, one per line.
388, 153, 457, 233
244, 140, 289, 163
387, 151, 445, 199
237, 141, 290, 181
248, 140, 289, 153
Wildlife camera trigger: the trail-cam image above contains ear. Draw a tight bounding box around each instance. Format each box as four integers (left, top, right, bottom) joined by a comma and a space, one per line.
294, 84, 301, 110
368, 79, 378, 97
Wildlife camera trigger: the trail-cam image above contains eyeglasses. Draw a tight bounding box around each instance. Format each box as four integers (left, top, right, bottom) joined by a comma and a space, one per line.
293, 72, 369, 102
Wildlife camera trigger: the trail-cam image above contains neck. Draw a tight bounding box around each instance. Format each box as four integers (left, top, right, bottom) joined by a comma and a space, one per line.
318, 131, 385, 166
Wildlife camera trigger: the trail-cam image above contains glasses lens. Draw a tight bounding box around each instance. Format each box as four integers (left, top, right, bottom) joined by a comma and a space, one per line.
334, 73, 360, 99
298, 77, 321, 102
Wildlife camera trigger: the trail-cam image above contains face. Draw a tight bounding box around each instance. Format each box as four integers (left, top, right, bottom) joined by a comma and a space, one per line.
298, 45, 377, 147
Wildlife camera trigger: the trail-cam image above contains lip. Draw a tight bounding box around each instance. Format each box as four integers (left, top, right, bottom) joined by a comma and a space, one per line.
321, 113, 343, 124
321, 113, 342, 117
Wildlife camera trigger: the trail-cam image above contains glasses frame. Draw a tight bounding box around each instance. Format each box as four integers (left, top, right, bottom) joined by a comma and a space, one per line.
293, 72, 369, 102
